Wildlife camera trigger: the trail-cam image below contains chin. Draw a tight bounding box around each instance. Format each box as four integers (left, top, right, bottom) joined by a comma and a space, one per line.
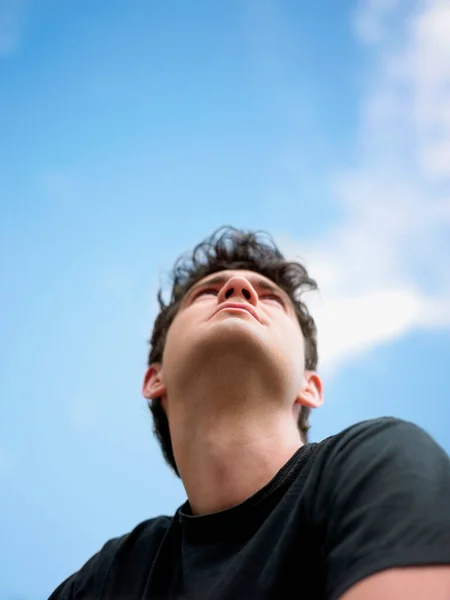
202, 316, 264, 345
185, 320, 279, 374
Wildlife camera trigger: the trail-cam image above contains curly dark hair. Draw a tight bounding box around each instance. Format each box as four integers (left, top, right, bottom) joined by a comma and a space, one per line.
147, 226, 318, 476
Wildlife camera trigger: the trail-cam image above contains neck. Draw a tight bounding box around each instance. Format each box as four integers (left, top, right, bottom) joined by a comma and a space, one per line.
170, 404, 303, 515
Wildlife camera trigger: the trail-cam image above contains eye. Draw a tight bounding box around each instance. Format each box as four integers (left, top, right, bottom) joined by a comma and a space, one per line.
262, 294, 285, 306
193, 288, 218, 299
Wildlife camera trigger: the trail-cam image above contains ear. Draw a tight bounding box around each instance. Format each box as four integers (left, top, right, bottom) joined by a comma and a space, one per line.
142, 364, 166, 400
296, 371, 324, 409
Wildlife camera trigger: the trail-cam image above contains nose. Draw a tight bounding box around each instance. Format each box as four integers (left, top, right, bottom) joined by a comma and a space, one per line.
217, 275, 258, 307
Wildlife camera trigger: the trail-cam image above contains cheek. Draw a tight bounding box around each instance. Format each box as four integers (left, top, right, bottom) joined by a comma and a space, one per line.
162, 311, 195, 366
271, 325, 305, 395
160, 316, 180, 369
282, 326, 306, 368
163, 317, 182, 359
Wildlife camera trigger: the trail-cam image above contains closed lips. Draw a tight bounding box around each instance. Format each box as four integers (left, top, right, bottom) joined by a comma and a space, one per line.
214, 303, 260, 322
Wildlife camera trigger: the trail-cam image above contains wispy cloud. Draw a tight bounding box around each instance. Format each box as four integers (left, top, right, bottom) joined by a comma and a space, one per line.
0, 0, 25, 56
278, 0, 450, 373
353, 0, 400, 45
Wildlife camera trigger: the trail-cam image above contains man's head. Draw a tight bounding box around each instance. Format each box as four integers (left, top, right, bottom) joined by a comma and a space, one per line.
143, 226, 321, 476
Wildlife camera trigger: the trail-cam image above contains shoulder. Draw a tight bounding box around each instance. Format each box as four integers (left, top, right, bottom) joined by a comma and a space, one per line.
308, 416, 450, 524
320, 416, 447, 462
332, 414, 433, 440
312, 419, 450, 599
48, 516, 172, 598
100, 515, 173, 568
297, 417, 445, 494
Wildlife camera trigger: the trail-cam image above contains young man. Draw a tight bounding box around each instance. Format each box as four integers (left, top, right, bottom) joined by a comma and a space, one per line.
49, 226, 450, 599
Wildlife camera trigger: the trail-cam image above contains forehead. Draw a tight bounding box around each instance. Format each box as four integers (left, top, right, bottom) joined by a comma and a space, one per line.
190, 270, 286, 295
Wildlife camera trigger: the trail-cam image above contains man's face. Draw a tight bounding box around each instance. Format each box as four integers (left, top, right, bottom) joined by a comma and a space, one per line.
155, 270, 308, 408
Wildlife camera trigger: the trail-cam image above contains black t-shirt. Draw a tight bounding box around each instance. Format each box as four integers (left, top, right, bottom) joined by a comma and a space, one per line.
48, 418, 450, 599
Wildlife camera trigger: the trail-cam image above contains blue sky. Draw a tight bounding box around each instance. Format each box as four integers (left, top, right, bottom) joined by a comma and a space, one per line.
1, 1, 450, 598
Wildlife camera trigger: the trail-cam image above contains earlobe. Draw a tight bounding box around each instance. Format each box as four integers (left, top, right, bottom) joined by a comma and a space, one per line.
298, 371, 324, 409
142, 364, 166, 399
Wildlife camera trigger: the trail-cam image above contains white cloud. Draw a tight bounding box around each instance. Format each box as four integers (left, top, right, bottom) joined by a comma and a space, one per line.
278, 0, 450, 373
353, 0, 400, 44
0, 0, 25, 56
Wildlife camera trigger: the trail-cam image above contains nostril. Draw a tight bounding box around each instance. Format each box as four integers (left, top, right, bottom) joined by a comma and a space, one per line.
225, 287, 251, 300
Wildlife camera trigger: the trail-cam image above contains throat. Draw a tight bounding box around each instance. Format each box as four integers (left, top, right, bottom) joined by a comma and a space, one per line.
173, 415, 303, 515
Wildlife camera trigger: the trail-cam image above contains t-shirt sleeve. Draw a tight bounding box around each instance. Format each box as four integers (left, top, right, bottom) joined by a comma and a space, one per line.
48, 574, 76, 600
319, 418, 450, 600
47, 537, 122, 599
